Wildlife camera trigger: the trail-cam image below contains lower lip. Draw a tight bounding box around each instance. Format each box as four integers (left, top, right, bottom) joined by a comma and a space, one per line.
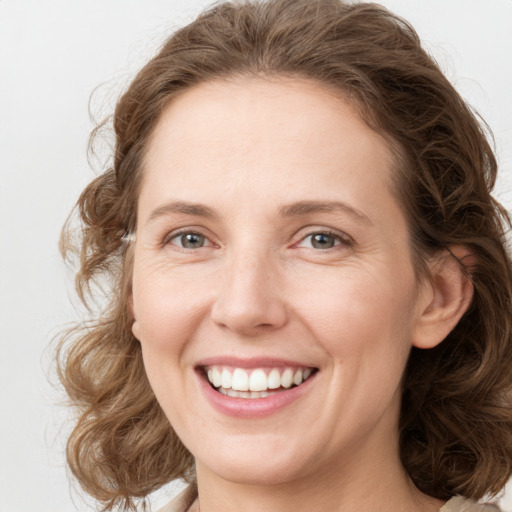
197, 371, 316, 418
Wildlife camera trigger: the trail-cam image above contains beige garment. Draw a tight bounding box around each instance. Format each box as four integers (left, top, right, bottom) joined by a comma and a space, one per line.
439, 496, 500, 512
158, 487, 196, 512
158, 489, 500, 512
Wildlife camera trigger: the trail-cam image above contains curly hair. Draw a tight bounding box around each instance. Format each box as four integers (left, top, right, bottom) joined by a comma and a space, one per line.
58, 0, 512, 510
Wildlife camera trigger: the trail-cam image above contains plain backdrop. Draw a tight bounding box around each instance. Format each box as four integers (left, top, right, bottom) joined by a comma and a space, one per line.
1, 1, 512, 511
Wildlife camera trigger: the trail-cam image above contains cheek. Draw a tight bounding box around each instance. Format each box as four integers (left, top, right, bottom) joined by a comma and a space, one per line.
131, 262, 213, 348
134, 294, 202, 358
290, 266, 418, 363
131, 274, 200, 413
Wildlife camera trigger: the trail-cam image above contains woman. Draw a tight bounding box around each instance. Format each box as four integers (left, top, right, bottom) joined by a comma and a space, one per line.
58, 1, 512, 511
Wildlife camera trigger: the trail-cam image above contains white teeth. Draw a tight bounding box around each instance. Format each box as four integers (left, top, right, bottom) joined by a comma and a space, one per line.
267, 368, 281, 389
219, 389, 274, 399
207, 365, 314, 394
221, 368, 232, 388
249, 369, 268, 391
232, 368, 249, 391
219, 388, 239, 397
212, 367, 222, 387
207, 366, 313, 392
281, 368, 293, 388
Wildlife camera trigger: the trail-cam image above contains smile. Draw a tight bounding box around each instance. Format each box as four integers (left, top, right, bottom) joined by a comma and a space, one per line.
204, 365, 316, 399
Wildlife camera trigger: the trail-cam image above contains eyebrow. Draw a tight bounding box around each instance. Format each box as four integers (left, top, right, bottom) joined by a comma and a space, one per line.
146, 201, 218, 225
279, 200, 372, 225
145, 199, 372, 225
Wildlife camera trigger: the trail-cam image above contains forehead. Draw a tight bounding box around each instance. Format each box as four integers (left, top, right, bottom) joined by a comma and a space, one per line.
139, 76, 399, 225
145, 76, 391, 161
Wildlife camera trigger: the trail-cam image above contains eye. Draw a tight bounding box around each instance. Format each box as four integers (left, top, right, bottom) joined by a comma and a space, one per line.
168, 231, 212, 249
296, 231, 349, 250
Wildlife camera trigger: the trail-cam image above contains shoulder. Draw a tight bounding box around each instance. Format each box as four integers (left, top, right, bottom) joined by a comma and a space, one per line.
157, 493, 501, 512
158, 491, 502, 512
441, 496, 501, 512
157, 486, 198, 512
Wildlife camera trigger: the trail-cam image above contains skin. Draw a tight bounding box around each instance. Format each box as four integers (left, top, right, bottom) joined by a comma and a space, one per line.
130, 77, 472, 512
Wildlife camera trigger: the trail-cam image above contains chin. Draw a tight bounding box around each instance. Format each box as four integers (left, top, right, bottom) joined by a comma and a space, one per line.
195, 441, 319, 487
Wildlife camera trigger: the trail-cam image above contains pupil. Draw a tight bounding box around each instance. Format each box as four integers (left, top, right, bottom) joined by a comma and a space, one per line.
181, 233, 204, 248
312, 233, 334, 249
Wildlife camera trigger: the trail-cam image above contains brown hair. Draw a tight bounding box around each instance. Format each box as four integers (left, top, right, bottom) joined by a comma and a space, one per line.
58, 0, 512, 510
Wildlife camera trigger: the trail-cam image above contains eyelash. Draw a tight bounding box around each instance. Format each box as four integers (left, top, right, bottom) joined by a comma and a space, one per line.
163, 228, 352, 252
295, 229, 352, 250
163, 229, 214, 250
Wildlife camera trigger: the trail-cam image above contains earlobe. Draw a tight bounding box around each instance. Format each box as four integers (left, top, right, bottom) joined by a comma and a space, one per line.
128, 294, 141, 341
412, 246, 475, 349
132, 319, 141, 341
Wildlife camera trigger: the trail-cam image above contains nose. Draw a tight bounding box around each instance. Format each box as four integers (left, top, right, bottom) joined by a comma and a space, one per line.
210, 250, 288, 336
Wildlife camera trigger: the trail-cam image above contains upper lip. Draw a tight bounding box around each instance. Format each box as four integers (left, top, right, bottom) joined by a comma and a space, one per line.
195, 356, 318, 370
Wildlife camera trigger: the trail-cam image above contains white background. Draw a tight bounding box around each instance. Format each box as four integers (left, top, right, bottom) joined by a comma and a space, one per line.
1, 1, 511, 511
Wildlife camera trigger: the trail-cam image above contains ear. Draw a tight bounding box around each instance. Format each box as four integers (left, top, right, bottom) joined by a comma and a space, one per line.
412, 245, 475, 349
128, 293, 141, 341
131, 320, 141, 341
123, 245, 140, 340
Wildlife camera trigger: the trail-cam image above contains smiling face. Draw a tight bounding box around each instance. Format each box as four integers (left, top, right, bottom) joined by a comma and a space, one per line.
131, 77, 429, 488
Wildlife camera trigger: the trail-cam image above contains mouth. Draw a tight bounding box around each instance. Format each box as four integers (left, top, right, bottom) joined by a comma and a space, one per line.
201, 365, 318, 399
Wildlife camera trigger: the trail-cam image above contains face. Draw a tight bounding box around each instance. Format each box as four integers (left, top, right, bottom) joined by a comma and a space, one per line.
131, 77, 428, 487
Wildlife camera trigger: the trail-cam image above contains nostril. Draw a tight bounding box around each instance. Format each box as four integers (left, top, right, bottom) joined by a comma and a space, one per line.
210, 276, 288, 334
